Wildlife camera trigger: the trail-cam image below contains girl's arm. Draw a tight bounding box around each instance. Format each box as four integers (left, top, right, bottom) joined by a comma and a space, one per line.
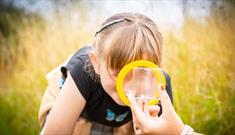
43, 72, 86, 135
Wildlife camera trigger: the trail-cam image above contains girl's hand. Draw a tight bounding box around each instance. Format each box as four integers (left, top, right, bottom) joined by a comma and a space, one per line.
133, 101, 161, 135
127, 84, 184, 135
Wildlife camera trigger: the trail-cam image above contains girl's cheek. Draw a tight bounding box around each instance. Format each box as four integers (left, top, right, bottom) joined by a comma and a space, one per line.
109, 77, 116, 88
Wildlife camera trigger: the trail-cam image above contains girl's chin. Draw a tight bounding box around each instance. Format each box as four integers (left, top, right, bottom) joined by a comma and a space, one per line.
113, 97, 127, 106
110, 94, 126, 106
107, 90, 127, 106
116, 100, 126, 106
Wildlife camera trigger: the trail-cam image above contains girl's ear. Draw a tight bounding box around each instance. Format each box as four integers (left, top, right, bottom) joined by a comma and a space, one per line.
89, 51, 100, 74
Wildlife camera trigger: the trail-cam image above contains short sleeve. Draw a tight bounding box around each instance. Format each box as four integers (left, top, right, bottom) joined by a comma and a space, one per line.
157, 71, 173, 116
68, 61, 91, 101
61, 49, 93, 101
164, 71, 173, 104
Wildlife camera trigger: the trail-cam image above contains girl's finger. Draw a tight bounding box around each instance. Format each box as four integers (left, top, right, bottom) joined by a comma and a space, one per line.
137, 98, 145, 112
148, 105, 160, 118
135, 129, 143, 135
143, 100, 151, 117
127, 94, 148, 127
158, 84, 175, 117
131, 110, 143, 130
134, 126, 144, 135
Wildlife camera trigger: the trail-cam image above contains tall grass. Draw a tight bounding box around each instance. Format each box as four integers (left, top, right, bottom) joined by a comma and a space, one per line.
164, 5, 235, 134
0, 2, 234, 135
0, 4, 93, 134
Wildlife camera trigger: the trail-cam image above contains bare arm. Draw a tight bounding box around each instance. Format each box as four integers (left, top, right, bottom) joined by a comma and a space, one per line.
43, 72, 86, 135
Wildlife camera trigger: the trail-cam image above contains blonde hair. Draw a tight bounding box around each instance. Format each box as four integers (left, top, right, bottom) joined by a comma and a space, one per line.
93, 12, 163, 73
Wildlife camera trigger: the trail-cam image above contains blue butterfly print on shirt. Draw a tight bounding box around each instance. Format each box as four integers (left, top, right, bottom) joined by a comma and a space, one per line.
106, 109, 129, 122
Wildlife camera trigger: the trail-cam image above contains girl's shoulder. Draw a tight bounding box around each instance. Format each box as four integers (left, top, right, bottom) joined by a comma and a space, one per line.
162, 70, 171, 81
61, 45, 92, 78
60, 44, 100, 102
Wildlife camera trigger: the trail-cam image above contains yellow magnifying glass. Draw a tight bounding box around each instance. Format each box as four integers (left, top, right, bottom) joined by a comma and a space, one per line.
116, 60, 166, 106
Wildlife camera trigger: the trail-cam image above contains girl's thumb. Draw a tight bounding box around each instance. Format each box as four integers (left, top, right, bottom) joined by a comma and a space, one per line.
158, 84, 174, 115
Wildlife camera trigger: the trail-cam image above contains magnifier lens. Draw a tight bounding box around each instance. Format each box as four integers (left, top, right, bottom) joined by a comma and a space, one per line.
123, 67, 163, 102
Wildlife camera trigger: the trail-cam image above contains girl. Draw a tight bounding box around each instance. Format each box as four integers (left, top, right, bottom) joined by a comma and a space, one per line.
39, 12, 173, 135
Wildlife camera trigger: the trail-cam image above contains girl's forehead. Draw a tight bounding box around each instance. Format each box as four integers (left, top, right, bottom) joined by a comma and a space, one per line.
95, 18, 161, 71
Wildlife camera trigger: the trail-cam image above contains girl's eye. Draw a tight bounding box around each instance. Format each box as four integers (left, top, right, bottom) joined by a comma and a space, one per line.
114, 72, 119, 76
110, 73, 118, 78
112, 70, 120, 76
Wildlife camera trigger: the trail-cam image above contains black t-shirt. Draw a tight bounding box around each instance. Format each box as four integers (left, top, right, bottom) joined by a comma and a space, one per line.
61, 46, 173, 127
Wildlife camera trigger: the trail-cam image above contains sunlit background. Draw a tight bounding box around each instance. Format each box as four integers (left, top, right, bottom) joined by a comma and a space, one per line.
0, 0, 234, 134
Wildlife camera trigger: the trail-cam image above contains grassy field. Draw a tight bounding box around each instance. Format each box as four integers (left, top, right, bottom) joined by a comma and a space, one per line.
0, 2, 234, 135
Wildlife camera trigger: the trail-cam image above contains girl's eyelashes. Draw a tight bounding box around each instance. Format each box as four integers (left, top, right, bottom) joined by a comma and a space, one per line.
111, 70, 120, 76
110, 73, 118, 78
114, 72, 119, 76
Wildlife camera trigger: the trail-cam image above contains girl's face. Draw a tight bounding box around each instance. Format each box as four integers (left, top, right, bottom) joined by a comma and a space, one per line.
90, 52, 126, 106
98, 61, 126, 106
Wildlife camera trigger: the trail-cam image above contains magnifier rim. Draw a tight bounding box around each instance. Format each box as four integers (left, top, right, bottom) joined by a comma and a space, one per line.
116, 60, 166, 106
